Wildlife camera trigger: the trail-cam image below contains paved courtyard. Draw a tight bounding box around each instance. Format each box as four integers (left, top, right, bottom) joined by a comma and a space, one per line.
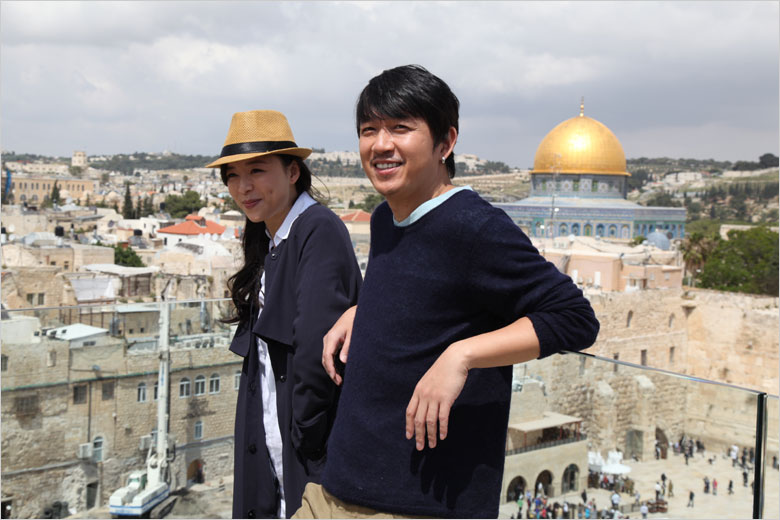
499, 449, 780, 519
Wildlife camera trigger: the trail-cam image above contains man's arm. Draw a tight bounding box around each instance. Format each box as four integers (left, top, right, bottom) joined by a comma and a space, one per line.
405, 316, 540, 450
322, 305, 356, 386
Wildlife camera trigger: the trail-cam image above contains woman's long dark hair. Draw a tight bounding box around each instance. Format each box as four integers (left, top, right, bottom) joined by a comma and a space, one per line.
222, 154, 319, 323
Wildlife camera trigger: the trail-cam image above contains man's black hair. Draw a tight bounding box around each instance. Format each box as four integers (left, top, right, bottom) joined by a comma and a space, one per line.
356, 64, 460, 178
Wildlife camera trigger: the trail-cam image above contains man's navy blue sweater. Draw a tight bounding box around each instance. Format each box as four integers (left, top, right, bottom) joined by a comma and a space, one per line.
321, 190, 599, 518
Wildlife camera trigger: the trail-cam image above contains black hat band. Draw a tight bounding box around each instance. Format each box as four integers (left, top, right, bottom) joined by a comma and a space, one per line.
220, 140, 298, 158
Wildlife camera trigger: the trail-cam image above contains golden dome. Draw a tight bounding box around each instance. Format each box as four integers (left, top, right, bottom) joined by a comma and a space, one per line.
532, 107, 629, 176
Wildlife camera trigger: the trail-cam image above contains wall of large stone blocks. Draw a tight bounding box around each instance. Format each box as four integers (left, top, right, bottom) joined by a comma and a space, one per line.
519, 353, 688, 462
72, 245, 114, 269
586, 288, 689, 373
1, 267, 66, 308
683, 289, 779, 393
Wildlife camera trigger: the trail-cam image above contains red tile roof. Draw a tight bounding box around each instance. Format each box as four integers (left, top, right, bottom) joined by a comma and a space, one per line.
158, 218, 226, 236
340, 210, 372, 223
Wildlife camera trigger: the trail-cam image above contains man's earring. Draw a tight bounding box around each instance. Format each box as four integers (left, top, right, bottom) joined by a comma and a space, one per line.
441, 156, 446, 164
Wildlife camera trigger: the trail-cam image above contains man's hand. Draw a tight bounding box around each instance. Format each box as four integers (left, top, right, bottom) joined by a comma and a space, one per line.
322, 306, 357, 385
405, 344, 469, 450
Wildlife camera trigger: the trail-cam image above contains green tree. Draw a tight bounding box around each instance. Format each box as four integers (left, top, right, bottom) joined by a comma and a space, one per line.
143, 196, 155, 217
645, 192, 682, 207
759, 153, 779, 169
222, 196, 240, 212
357, 192, 385, 213
164, 190, 205, 218
122, 183, 134, 219
698, 226, 779, 296
114, 245, 145, 267
627, 169, 649, 191
679, 231, 720, 286
50, 181, 61, 206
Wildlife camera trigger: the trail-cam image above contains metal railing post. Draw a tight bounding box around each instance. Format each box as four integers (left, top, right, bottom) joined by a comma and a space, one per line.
752, 392, 767, 519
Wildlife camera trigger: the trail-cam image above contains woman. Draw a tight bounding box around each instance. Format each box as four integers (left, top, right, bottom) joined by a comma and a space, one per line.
207, 110, 362, 518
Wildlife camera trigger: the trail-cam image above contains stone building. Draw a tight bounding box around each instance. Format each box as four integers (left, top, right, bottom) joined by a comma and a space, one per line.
71, 151, 88, 169
1, 241, 114, 274
502, 380, 588, 502
0, 303, 241, 518
494, 101, 686, 240
0, 173, 97, 206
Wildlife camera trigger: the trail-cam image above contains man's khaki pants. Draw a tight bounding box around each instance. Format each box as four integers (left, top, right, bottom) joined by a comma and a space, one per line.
292, 483, 433, 519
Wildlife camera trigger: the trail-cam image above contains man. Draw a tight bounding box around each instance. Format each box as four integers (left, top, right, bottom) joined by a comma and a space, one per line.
640, 502, 649, 519
688, 490, 695, 508
294, 65, 599, 518
611, 490, 621, 512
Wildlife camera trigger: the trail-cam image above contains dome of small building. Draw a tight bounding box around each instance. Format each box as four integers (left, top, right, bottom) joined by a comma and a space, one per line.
532, 102, 629, 176
646, 229, 671, 250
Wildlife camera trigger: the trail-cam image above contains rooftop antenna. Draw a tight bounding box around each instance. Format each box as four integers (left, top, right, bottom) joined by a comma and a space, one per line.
579, 96, 585, 117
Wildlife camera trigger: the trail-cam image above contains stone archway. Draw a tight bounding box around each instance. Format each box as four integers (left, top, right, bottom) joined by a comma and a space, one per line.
507, 476, 527, 503
187, 458, 205, 485
535, 470, 553, 497
655, 427, 669, 459
562, 464, 579, 494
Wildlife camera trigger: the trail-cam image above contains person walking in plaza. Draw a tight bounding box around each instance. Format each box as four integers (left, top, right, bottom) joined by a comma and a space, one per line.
299, 65, 599, 518
667, 479, 674, 497
728, 479, 734, 494
713, 478, 718, 495
213, 110, 362, 518
655, 481, 662, 501
688, 490, 695, 507
640, 502, 649, 519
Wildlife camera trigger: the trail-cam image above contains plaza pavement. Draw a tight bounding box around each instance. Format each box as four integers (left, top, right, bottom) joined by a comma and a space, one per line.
499, 450, 779, 519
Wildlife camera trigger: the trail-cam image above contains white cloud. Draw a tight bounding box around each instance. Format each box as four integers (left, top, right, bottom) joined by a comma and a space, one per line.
0, 1, 777, 166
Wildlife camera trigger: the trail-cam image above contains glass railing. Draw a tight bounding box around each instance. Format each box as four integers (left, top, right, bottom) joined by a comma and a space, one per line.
1, 300, 777, 519
500, 351, 779, 519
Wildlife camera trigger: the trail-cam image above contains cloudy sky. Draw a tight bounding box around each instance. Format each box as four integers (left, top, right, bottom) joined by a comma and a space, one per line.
1, 1, 778, 168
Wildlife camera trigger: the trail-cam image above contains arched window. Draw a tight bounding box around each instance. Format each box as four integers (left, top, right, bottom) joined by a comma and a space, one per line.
154, 382, 158, 401
194, 420, 203, 440
562, 464, 579, 493
559, 223, 568, 236
571, 223, 580, 236
93, 436, 104, 463
234, 370, 241, 390
626, 310, 633, 328
668, 314, 675, 328
595, 224, 604, 237
180, 378, 191, 398
584, 224, 592, 236
608, 225, 617, 238
137, 382, 147, 403
535, 222, 543, 237
194, 375, 206, 396
209, 373, 220, 394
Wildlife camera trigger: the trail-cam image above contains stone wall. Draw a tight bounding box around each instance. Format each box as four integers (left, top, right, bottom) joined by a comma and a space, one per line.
682, 289, 779, 393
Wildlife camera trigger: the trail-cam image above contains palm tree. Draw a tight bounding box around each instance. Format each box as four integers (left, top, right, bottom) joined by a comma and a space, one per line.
680, 232, 719, 286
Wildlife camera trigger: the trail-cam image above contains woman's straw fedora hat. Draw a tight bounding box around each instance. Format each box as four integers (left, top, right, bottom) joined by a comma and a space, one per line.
206, 110, 312, 168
